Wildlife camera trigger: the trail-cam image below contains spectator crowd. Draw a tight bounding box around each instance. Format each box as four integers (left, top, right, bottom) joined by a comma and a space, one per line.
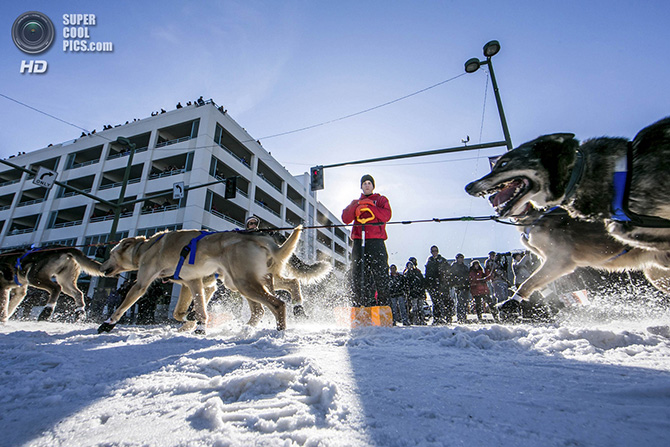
381, 247, 537, 326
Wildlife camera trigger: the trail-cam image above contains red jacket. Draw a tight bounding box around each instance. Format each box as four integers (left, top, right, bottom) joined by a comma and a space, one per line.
342, 193, 392, 240
469, 269, 490, 296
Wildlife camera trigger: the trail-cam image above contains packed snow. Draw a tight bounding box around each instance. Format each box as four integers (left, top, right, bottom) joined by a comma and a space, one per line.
1, 291, 670, 447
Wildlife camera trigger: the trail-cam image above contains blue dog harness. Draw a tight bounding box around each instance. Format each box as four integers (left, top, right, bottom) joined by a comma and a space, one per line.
172, 231, 218, 280
14, 246, 41, 286
610, 142, 670, 227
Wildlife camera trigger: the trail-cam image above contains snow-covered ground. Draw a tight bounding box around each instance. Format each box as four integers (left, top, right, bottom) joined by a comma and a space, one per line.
1, 293, 670, 447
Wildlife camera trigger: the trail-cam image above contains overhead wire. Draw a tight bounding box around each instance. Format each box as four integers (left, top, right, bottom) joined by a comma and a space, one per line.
0, 71, 468, 155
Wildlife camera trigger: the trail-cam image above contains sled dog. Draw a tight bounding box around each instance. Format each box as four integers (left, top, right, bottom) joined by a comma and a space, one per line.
510, 206, 670, 302
465, 117, 670, 251
172, 244, 332, 332
0, 247, 105, 322
98, 227, 304, 334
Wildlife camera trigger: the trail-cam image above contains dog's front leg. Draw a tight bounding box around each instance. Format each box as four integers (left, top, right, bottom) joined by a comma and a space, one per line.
185, 279, 208, 335
247, 299, 264, 326
172, 286, 194, 322
643, 266, 670, 296
6, 286, 28, 320
0, 287, 10, 322
98, 280, 151, 333
513, 259, 575, 301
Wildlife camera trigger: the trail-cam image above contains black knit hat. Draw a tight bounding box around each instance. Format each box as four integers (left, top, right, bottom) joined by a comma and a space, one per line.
360, 174, 375, 188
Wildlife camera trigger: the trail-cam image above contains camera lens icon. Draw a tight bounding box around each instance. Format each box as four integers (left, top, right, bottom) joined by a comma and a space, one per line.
12, 11, 55, 54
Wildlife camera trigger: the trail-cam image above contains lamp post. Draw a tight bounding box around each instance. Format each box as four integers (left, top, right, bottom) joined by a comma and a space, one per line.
465, 40, 513, 151
107, 136, 136, 248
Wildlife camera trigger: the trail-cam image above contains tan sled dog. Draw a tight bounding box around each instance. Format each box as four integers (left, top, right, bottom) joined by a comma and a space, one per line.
0, 247, 105, 322
172, 250, 332, 332
98, 226, 303, 334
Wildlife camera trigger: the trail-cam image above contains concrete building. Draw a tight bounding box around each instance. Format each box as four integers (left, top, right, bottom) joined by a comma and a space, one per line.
0, 100, 351, 310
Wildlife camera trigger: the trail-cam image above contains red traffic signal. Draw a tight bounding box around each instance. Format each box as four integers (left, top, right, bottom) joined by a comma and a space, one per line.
310, 166, 324, 191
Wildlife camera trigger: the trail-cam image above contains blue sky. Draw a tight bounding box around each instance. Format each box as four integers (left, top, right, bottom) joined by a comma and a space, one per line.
1, 1, 669, 267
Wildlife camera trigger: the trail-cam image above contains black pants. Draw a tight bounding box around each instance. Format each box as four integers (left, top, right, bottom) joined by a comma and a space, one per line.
427, 286, 453, 323
350, 239, 389, 307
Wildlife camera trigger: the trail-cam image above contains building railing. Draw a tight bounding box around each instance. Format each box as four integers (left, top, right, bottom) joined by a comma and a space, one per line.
61, 188, 92, 198
140, 204, 179, 215
285, 218, 303, 227
148, 168, 185, 180
213, 174, 248, 198
8, 227, 36, 235
0, 179, 20, 188
259, 174, 282, 193
317, 238, 332, 248
287, 196, 304, 210
98, 177, 141, 191
17, 198, 45, 207
216, 141, 251, 168
0, 205, 11, 211
90, 211, 134, 223
255, 200, 280, 217
155, 136, 192, 148
106, 146, 148, 160
68, 159, 100, 170
209, 208, 244, 227
52, 220, 83, 229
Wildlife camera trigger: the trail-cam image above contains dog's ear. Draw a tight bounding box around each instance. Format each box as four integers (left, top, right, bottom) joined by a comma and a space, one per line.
542, 133, 575, 144
531, 133, 579, 199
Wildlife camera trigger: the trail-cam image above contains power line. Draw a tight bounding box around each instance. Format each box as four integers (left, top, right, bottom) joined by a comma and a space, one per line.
0, 93, 92, 134
254, 72, 468, 141
2, 72, 468, 151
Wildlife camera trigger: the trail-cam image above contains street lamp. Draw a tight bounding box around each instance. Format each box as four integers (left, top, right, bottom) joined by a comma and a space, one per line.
464, 40, 513, 151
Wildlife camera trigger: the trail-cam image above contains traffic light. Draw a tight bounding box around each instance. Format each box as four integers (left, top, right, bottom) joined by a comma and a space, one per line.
310, 166, 324, 191
225, 176, 237, 199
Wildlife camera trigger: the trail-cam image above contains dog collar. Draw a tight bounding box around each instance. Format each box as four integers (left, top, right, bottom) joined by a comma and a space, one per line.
562, 150, 584, 205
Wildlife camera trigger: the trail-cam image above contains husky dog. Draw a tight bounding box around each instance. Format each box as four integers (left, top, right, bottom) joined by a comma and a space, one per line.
98, 227, 304, 334
172, 248, 332, 332
0, 247, 105, 322
465, 117, 670, 251
510, 206, 670, 303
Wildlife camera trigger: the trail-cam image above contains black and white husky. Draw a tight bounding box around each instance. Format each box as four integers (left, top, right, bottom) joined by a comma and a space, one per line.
465, 117, 670, 251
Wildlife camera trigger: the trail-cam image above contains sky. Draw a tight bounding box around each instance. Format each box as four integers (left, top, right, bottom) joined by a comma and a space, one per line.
1, 287, 670, 447
1, 1, 670, 268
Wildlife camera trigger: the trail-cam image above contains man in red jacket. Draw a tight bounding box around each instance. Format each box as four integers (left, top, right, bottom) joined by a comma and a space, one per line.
341, 174, 392, 307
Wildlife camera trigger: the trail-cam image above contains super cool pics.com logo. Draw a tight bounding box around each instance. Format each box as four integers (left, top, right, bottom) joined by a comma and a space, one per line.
12, 11, 114, 74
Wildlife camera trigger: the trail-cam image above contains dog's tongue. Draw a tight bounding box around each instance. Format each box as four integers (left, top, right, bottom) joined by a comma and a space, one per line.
490, 180, 522, 207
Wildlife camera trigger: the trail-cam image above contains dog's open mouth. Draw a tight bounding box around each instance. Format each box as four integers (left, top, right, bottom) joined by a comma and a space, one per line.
485, 178, 531, 217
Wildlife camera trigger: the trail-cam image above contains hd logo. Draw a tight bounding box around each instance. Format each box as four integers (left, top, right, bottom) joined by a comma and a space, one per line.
20, 60, 48, 74
12, 11, 55, 74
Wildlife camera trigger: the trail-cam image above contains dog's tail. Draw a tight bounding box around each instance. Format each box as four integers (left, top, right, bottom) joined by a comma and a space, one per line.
273, 225, 303, 271
284, 255, 332, 284
66, 248, 106, 277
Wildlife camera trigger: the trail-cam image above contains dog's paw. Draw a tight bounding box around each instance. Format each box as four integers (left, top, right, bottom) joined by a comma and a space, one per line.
74, 308, 87, 322
37, 306, 54, 321
293, 304, 307, 318
497, 299, 522, 322
97, 322, 117, 333
194, 322, 207, 335
177, 320, 197, 332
